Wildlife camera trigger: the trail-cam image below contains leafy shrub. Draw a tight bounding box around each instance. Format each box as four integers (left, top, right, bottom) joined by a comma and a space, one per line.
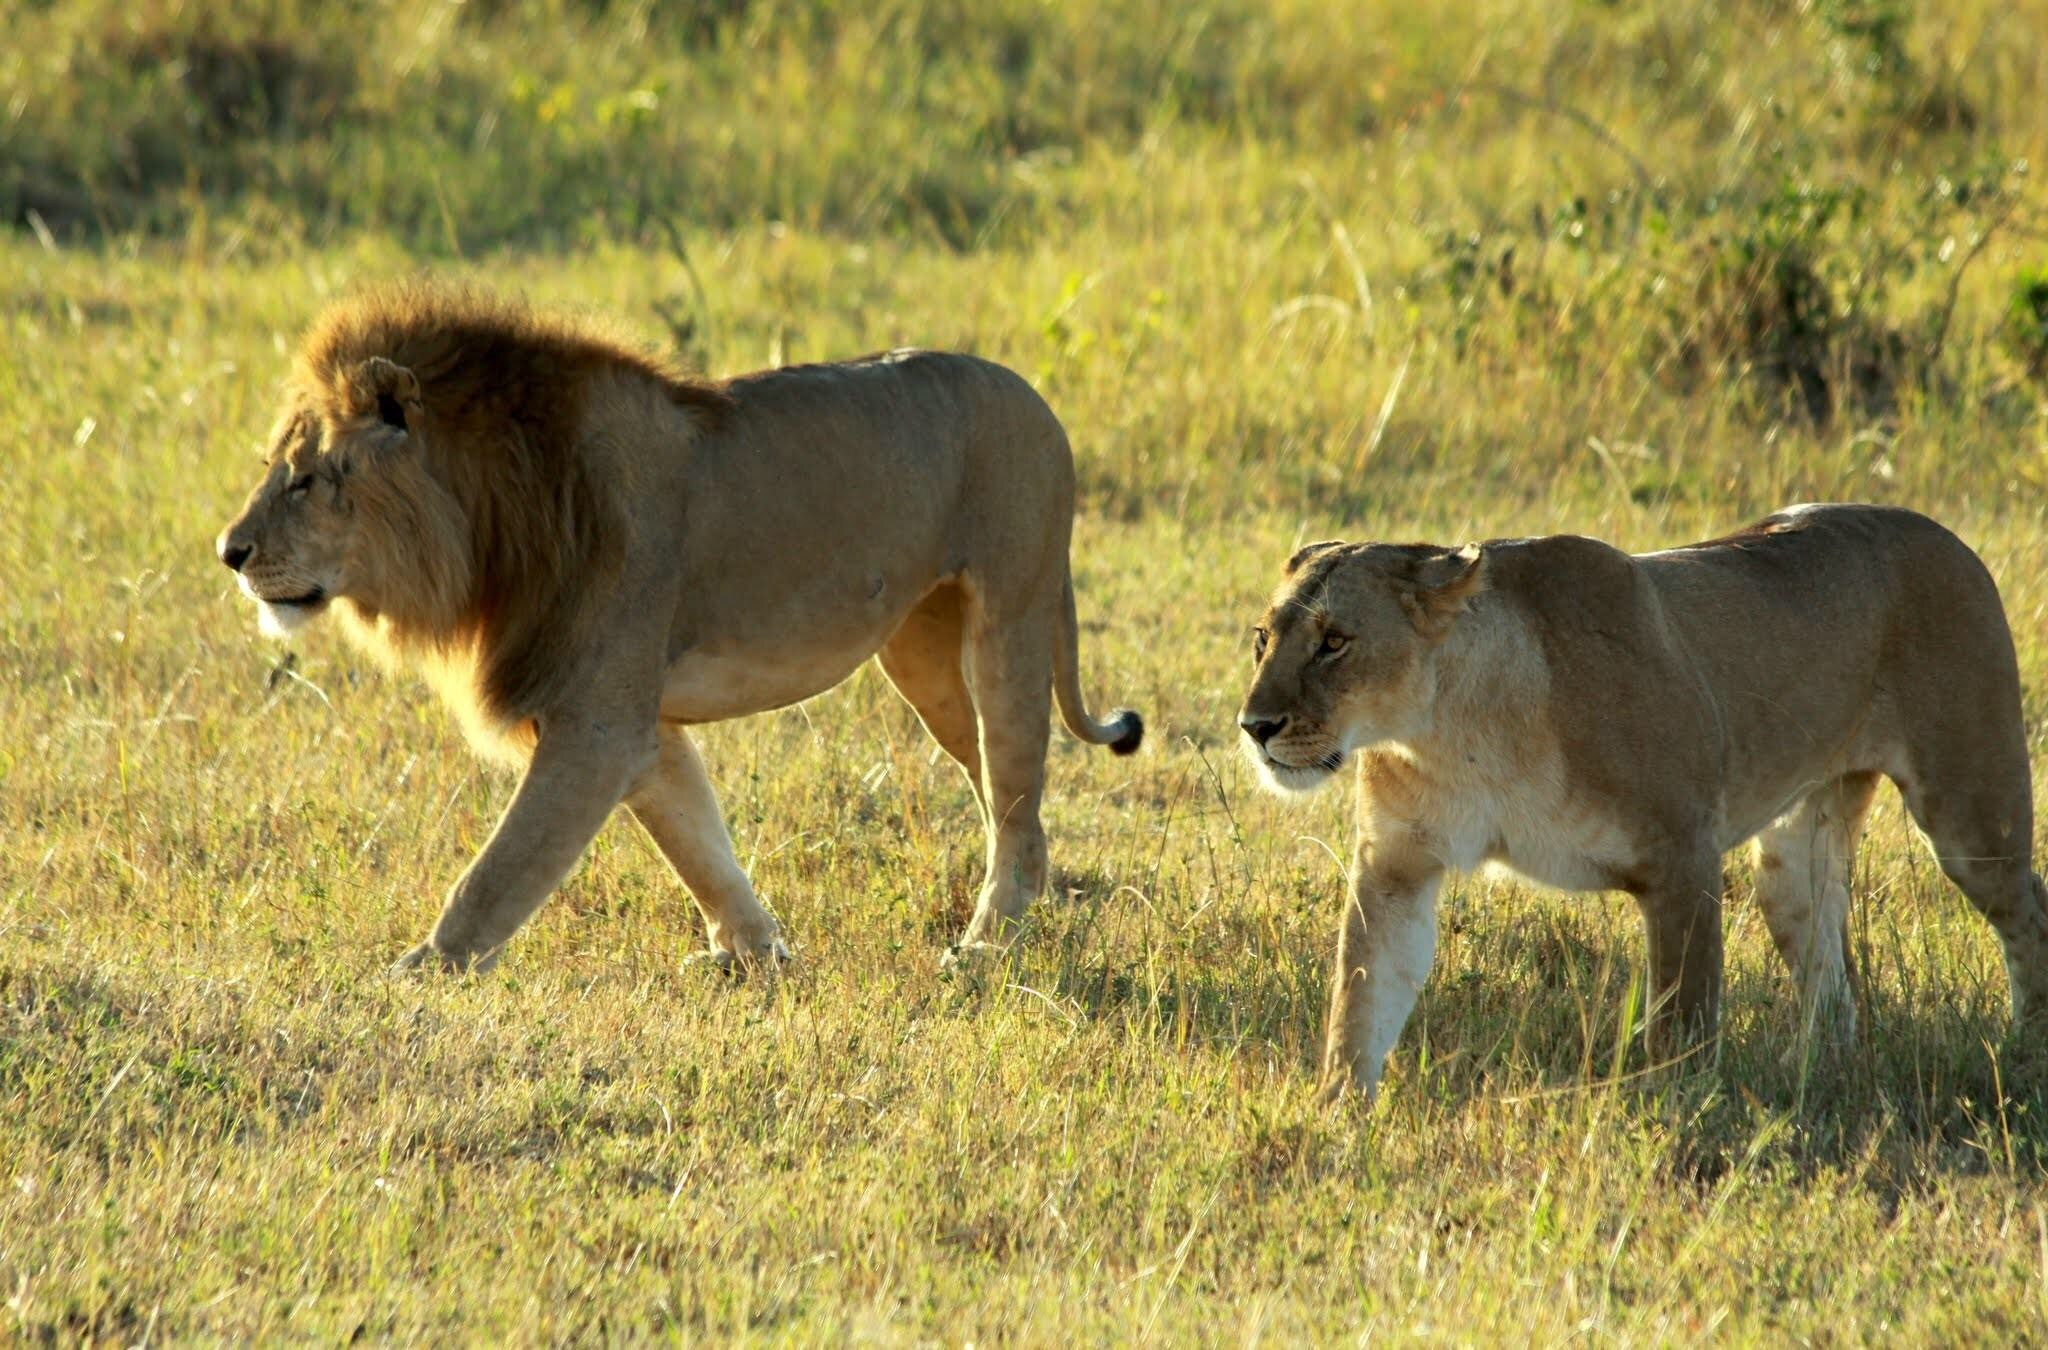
2000, 266, 2048, 385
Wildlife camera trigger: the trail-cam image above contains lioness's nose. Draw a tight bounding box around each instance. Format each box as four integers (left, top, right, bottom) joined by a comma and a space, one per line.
219, 535, 253, 572
1239, 715, 1288, 745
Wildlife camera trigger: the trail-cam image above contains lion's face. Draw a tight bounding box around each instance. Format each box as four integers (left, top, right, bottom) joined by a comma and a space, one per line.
1237, 541, 1487, 794
217, 359, 438, 639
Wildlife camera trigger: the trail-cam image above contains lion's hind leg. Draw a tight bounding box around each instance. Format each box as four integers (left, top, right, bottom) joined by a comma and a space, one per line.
627, 723, 787, 968
950, 588, 1056, 952
1752, 771, 1878, 1042
877, 582, 987, 818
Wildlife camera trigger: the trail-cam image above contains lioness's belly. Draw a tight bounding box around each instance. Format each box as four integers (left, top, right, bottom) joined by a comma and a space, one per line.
1468, 757, 1873, 896
1430, 774, 1643, 893
1483, 809, 1640, 893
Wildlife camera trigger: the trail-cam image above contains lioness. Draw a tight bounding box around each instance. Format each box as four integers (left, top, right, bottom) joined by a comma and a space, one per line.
217, 285, 1141, 972
1238, 505, 2046, 1099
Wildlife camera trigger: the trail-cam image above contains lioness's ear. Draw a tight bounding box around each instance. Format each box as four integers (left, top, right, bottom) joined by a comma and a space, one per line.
1284, 540, 1345, 574
1403, 544, 1487, 635
353, 357, 422, 434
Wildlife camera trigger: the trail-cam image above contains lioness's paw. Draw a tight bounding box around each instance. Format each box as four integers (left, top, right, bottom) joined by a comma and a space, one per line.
939, 939, 1014, 972
1316, 1070, 1379, 1112
687, 935, 792, 976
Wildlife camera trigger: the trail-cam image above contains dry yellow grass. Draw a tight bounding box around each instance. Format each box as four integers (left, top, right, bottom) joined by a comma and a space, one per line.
5, 0, 2048, 1339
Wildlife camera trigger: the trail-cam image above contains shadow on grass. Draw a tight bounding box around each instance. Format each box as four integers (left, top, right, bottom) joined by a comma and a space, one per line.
1014, 896, 2048, 1187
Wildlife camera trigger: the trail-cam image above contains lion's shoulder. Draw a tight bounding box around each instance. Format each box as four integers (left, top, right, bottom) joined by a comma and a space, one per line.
287, 284, 739, 747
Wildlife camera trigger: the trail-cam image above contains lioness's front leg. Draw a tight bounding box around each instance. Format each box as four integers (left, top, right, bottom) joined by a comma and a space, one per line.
393, 719, 656, 972
626, 723, 786, 968
1633, 849, 1725, 1060
1321, 835, 1445, 1102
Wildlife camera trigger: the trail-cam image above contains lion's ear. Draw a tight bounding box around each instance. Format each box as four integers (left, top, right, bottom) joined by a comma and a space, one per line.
1284, 540, 1345, 575
353, 357, 422, 435
1404, 544, 1487, 635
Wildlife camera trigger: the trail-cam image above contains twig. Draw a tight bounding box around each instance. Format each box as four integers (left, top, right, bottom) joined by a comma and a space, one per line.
1297, 173, 1375, 333
1461, 80, 1654, 195
650, 213, 712, 323
1922, 191, 2022, 367
1351, 342, 1414, 475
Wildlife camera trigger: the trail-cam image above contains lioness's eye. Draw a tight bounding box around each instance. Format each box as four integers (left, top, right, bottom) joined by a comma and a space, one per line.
1318, 633, 1349, 657
286, 473, 314, 498
1252, 628, 1269, 661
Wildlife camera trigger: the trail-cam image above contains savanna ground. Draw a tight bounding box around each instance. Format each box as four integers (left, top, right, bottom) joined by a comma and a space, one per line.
6, 0, 2048, 1340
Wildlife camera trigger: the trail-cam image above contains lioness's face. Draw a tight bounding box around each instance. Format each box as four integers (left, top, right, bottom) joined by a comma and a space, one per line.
216, 369, 417, 639
1237, 542, 1485, 794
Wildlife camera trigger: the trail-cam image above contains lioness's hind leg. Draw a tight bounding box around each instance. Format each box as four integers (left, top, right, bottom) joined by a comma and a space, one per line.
877, 583, 987, 816
1895, 771, 2048, 1023
626, 723, 786, 967
954, 594, 1055, 950
1752, 771, 1878, 1039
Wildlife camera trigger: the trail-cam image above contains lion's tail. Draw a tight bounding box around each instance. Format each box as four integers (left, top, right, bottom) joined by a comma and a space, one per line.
1052, 570, 1144, 756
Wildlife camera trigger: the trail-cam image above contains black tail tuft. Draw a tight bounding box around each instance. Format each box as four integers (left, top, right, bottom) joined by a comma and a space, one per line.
1107, 710, 1144, 756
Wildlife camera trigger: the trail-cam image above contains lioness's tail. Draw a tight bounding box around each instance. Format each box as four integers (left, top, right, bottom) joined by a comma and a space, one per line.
1053, 571, 1144, 756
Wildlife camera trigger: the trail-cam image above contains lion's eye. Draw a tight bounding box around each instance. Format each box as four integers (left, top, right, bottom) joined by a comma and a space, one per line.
1318, 633, 1350, 658
1252, 628, 1269, 661
286, 473, 315, 499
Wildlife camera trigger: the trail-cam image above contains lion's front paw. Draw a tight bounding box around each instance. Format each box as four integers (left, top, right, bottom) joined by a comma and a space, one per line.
389, 940, 497, 976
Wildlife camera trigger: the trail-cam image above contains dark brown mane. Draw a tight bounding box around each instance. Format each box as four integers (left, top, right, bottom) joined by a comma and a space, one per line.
297, 284, 728, 741
295, 283, 733, 435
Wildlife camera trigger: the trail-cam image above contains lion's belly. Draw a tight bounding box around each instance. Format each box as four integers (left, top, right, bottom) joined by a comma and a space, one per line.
659, 637, 884, 723
657, 561, 957, 723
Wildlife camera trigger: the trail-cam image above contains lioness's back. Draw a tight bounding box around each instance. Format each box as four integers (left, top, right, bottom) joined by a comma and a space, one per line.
1473, 503, 2026, 843
1635, 503, 2017, 687
1647, 503, 2024, 800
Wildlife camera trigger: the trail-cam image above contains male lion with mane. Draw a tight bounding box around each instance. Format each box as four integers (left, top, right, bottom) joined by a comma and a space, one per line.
1237, 504, 2047, 1100
217, 285, 1142, 972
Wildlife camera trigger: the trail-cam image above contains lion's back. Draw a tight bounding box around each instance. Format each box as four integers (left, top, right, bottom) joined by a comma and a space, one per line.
721, 350, 1064, 454
709, 351, 1076, 538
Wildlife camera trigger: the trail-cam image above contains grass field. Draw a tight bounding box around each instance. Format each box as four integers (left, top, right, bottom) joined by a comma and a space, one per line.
6, 0, 2048, 1340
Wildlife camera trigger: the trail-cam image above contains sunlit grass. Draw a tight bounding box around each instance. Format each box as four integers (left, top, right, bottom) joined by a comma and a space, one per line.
5, 0, 2048, 1339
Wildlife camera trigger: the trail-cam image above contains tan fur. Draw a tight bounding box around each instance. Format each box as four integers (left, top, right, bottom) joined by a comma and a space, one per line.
1238, 505, 2047, 1100
218, 284, 1142, 971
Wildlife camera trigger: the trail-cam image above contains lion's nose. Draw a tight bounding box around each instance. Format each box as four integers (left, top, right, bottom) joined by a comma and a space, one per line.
1239, 715, 1288, 745
219, 538, 253, 572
